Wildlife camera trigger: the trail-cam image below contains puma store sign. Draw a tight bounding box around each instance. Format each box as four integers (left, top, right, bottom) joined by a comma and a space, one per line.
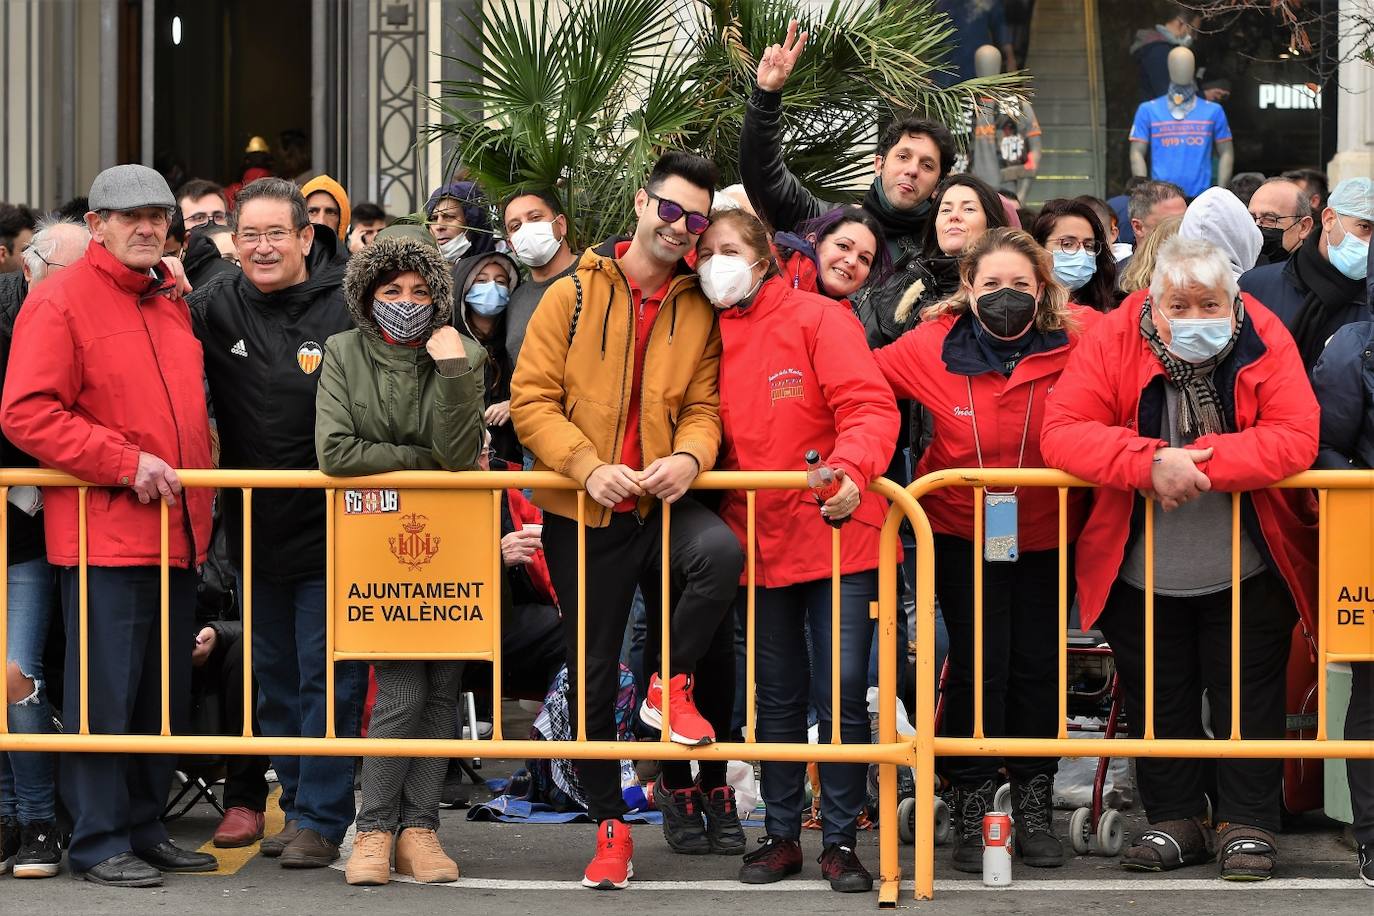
1258, 83, 1321, 110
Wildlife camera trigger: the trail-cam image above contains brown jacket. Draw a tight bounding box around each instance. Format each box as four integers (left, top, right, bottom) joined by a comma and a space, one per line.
511, 242, 722, 527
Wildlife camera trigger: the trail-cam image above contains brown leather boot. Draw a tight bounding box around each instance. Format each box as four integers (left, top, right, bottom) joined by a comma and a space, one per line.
259, 819, 300, 858
344, 831, 393, 886
394, 827, 459, 883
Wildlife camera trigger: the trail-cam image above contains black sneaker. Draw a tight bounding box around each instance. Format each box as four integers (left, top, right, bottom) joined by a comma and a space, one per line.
818, 843, 873, 893
1359, 843, 1373, 888
654, 775, 710, 855
739, 835, 802, 884
701, 784, 746, 855
0, 816, 19, 874
14, 821, 62, 878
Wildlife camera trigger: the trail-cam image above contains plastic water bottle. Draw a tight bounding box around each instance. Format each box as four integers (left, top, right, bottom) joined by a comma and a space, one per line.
804, 449, 844, 529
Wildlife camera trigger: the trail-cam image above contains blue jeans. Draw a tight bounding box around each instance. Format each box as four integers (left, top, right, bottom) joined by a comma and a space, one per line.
752, 571, 877, 847
247, 574, 366, 844
1, 557, 58, 823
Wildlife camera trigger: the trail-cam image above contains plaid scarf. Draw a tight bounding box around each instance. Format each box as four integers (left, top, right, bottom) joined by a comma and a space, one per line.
1139, 297, 1243, 441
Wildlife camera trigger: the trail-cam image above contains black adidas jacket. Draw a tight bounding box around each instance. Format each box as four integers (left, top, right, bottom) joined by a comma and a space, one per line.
188, 240, 353, 581
0, 271, 45, 565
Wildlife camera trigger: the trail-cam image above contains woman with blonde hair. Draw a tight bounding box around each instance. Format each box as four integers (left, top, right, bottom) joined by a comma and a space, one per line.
1120, 214, 1183, 293
874, 228, 1100, 873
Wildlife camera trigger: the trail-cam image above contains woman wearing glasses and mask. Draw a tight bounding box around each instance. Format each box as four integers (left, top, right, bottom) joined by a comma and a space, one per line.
1031, 198, 1122, 313
315, 226, 487, 887
875, 228, 1099, 873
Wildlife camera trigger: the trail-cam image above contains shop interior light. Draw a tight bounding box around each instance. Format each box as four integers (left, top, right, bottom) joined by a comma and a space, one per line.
172, 16, 183, 46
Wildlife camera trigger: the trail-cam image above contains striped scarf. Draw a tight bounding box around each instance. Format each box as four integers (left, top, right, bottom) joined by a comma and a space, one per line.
1139, 297, 1243, 441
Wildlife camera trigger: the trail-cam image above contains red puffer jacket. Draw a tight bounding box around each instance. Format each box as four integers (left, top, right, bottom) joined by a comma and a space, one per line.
875, 306, 1099, 552
1040, 290, 1319, 638
717, 276, 900, 587
1, 241, 213, 568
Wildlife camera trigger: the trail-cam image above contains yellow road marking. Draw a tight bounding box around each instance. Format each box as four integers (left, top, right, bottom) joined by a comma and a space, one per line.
191, 785, 284, 876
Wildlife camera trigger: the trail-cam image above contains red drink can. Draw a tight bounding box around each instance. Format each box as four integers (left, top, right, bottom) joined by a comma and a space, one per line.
982, 812, 1012, 847
982, 811, 1013, 886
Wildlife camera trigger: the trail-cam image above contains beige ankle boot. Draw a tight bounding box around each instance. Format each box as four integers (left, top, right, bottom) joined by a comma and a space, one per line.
344, 830, 393, 886
394, 827, 459, 883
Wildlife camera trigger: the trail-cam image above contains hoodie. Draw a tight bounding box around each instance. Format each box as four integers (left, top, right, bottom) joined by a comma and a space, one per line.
1180, 187, 1262, 280
452, 250, 524, 463
425, 181, 497, 259
182, 230, 239, 289
300, 174, 352, 243
316, 236, 487, 476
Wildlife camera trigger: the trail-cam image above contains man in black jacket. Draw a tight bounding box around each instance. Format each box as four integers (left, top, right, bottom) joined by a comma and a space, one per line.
187, 177, 363, 870
739, 21, 955, 348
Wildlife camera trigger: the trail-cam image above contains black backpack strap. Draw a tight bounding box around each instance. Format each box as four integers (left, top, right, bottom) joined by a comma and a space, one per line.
568, 273, 584, 344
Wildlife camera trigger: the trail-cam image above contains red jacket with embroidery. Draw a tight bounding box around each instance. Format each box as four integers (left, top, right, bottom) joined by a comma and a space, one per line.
875, 306, 1099, 553
1039, 290, 1319, 635
716, 276, 899, 587
1, 240, 214, 568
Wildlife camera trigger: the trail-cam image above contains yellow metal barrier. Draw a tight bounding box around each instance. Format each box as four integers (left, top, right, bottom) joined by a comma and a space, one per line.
905, 468, 1374, 901
0, 468, 924, 907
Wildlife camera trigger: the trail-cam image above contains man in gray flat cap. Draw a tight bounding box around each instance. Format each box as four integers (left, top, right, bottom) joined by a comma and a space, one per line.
1, 164, 217, 886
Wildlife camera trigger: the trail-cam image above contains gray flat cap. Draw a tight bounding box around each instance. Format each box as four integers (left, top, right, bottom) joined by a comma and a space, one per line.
88, 164, 176, 212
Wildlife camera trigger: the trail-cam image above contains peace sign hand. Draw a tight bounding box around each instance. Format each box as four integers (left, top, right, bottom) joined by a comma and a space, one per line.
756, 19, 809, 92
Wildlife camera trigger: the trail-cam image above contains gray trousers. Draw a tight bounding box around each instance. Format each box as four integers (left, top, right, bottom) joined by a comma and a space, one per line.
355, 661, 463, 832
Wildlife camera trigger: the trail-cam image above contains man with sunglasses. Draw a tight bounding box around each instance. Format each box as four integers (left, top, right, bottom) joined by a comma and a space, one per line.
186, 177, 362, 867
512, 151, 744, 890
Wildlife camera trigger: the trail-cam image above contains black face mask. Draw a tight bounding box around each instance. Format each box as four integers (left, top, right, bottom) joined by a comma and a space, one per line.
975, 287, 1038, 339
1258, 226, 1291, 266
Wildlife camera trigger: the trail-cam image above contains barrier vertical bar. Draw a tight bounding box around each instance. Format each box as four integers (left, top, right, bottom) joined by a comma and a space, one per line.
160, 499, 170, 736
78, 486, 89, 735
1057, 487, 1069, 738
242, 489, 254, 737
1317, 488, 1329, 741
325, 488, 335, 738
1144, 497, 1156, 740
746, 490, 757, 744
972, 486, 985, 739
0, 487, 8, 725
576, 491, 587, 742
1230, 493, 1242, 740
490, 489, 504, 742
912, 504, 937, 902
876, 496, 900, 907
660, 501, 672, 743
831, 525, 841, 746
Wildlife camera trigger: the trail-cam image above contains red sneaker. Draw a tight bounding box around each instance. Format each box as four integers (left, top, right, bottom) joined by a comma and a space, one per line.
638, 673, 716, 746
582, 819, 634, 890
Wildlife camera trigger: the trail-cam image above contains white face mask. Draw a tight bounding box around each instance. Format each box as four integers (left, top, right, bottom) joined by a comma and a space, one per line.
699, 254, 763, 308
438, 232, 471, 264
509, 220, 563, 268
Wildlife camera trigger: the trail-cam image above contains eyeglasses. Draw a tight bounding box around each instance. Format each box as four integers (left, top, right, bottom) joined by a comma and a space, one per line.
645, 191, 711, 235
185, 210, 228, 228
1046, 236, 1102, 255
1251, 213, 1302, 230
235, 228, 299, 247
24, 246, 68, 271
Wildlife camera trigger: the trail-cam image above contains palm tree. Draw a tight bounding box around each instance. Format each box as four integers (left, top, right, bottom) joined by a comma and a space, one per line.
429, 0, 1027, 247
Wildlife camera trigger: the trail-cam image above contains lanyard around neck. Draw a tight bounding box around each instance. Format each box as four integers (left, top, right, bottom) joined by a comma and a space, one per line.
966, 377, 1035, 495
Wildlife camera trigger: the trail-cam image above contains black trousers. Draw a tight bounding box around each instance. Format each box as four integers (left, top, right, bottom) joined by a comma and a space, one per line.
1098, 571, 1296, 832
60, 566, 196, 872
1347, 662, 1374, 845
934, 534, 1063, 786
543, 498, 743, 821
192, 625, 270, 812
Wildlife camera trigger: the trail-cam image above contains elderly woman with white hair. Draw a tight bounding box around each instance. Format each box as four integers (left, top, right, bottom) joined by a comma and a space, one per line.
1041, 236, 1318, 882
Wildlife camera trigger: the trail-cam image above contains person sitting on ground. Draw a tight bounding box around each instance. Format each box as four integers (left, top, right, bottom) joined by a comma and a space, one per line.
1041, 236, 1319, 883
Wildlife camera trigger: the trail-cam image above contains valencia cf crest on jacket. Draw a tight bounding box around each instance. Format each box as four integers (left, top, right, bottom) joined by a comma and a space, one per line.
297, 340, 323, 374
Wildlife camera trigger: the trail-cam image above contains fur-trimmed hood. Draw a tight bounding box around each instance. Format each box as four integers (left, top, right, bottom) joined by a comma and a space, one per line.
342, 235, 454, 340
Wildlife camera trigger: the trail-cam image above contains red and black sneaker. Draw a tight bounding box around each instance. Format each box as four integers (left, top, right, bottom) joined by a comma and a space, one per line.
818, 843, 873, 893
701, 783, 747, 855
654, 775, 710, 855
738, 835, 803, 885
582, 819, 634, 890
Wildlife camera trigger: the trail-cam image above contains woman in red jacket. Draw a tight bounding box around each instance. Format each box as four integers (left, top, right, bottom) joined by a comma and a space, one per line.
695, 210, 899, 894
874, 228, 1098, 873
1041, 235, 1319, 882
773, 205, 891, 308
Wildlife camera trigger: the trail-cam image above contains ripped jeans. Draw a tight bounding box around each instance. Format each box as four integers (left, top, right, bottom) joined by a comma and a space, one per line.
1, 557, 58, 824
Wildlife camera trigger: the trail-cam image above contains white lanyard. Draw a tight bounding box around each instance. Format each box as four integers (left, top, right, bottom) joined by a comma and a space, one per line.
966, 377, 1035, 496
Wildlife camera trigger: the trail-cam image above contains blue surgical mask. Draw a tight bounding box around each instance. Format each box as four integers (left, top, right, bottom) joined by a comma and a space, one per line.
1167, 316, 1234, 363
466, 280, 510, 316
1327, 216, 1370, 281
1052, 249, 1097, 292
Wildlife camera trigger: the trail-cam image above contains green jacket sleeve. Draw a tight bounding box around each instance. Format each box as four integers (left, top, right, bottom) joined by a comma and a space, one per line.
315, 336, 431, 475
430, 339, 488, 471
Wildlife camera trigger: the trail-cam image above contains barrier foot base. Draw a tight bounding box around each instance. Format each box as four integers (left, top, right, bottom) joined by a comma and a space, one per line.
878, 879, 899, 908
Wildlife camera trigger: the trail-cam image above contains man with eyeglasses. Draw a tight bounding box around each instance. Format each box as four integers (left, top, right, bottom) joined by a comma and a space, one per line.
1, 164, 218, 887
1246, 178, 1314, 266
186, 176, 363, 868
512, 150, 744, 891
1241, 177, 1373, 371
176, 179, 229, 231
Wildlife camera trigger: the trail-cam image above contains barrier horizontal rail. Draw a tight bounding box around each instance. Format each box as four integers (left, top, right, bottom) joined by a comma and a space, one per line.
904, 467, 1374, 902
0, 468, 924, 907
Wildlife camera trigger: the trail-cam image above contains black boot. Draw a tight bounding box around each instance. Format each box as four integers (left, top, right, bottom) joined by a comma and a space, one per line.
1011, 773, 1065, 867
950, 779, 996, 873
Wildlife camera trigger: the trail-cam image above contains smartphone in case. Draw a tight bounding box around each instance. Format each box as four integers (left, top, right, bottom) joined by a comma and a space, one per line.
984, 492, 1019, 563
